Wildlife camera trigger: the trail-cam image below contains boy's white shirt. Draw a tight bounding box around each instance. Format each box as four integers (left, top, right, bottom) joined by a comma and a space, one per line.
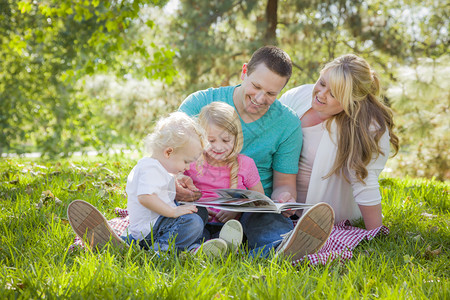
126, 157, 176, 241
280, 84, 390, 223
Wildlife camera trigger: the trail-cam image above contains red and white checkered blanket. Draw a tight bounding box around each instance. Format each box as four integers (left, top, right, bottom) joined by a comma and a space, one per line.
69, 208, 389, 266
291, 219, 389, 266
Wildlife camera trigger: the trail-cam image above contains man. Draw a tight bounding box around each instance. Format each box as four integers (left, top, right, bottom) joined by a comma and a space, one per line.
178, 46, 333, 260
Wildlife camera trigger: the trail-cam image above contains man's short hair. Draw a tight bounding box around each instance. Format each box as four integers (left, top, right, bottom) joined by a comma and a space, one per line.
247, 46, 292, 81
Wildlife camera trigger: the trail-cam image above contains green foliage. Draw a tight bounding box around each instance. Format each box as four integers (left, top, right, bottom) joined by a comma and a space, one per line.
79, 75, 181, 146
386, 55, 450, 181
0, 157, 448, 298
167, 0, 449, 92
165, 0, 449, 180
1, 0, 448, 182
0, 0, 175, 156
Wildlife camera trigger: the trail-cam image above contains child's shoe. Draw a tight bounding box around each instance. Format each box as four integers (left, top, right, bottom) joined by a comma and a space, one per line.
219, 219, 243, 253
275, 202, 334, 262
192, 238, 227, 257
67, 200, 126, 250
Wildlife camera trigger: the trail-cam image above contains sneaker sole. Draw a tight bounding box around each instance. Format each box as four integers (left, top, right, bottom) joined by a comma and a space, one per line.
67, 200, 125, 250
219, 219, 243, 252
278, 202, 334, 261
195, 239, 228, 257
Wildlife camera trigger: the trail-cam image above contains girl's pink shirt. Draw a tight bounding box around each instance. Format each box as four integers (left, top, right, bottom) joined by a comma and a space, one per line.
184, 154, 261, 223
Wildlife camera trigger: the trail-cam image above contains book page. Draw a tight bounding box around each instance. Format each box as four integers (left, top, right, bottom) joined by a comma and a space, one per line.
197, 197, 263, 206
214, 188, 272, 201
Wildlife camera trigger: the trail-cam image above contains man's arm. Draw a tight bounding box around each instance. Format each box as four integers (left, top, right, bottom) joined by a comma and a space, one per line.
271, 171, 297, 202
271, 171, 297, 217
175, 174, 202, 202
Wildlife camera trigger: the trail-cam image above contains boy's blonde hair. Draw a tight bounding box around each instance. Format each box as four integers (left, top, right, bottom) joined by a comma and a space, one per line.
197, 102, 244, 188
144, 112, 205, 155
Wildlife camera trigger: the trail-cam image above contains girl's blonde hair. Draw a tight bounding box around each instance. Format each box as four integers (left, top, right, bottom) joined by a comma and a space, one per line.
198, 102, 244, 188
322, 54, 399, 183
144, 111, 205, 155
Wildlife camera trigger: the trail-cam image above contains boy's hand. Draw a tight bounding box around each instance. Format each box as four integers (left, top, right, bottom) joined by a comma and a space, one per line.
175, 174, 202, 202
139, 194, 198, 219
173, 204, 198, 218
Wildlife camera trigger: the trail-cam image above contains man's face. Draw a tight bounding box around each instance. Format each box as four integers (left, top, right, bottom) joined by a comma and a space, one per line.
239, 63, 288, 118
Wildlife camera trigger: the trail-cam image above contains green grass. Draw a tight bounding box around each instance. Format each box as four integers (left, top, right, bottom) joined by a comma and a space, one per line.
0, 157, 448, 299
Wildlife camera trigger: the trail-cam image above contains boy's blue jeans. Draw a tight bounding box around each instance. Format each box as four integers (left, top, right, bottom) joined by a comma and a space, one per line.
123, 213, 204, 252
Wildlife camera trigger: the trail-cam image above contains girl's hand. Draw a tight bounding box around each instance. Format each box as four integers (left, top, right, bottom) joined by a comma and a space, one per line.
215, 210, 242, 223
173, 204, 198, 218
207, 208, 217, 222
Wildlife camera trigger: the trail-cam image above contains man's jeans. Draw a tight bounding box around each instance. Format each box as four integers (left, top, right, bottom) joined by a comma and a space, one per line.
123, 213, 204, 252
196, 207, 293, 257
240, 212, 294, 257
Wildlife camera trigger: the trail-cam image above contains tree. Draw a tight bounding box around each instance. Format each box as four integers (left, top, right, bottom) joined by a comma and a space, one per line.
167, 0, 448, 90
165, 0, 449, 180
0, 0, 175, 156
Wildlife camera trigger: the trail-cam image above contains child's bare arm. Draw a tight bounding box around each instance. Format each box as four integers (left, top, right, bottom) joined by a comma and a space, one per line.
138, 194, 198, 218
248, 181, 265, 194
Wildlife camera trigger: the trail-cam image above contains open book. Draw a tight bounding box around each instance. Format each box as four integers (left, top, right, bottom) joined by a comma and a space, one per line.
180, 188, 313, 213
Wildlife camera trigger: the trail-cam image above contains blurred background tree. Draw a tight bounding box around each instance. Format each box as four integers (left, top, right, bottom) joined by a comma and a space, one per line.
1, 0, 448, 180
1, 0, 175, 156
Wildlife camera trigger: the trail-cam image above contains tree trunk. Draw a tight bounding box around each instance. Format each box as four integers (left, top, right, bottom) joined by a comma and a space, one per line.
264, 0, 278, 45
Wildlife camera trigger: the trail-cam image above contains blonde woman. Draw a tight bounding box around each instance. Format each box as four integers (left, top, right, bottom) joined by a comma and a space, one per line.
280, 54, 399, 230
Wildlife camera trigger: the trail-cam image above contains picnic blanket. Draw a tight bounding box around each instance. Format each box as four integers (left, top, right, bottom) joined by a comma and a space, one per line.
291, 219, 389, 266
69, 208, 389, 266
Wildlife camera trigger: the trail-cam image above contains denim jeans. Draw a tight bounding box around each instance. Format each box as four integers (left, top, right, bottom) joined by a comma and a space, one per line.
196, 207, 293, 258
123, 213, 204, 252
240, 212, 294, 258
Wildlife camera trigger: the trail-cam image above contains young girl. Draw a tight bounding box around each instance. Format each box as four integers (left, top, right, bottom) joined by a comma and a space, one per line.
68, 112, 235, 256
185, 102, 265, 237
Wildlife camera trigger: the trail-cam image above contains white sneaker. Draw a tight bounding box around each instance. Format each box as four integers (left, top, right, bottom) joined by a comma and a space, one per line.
275, 202, 334, 262
67, 200, 126, 250
219, 219, 243, 253
192, 238, 227, 257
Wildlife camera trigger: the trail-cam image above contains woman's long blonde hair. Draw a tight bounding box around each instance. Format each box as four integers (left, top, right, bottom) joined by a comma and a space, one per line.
198, 102, 244, 188
323, 54, 399, 183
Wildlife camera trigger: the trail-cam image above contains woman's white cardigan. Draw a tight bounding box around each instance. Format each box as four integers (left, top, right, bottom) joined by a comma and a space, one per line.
280, 84, 390, 223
